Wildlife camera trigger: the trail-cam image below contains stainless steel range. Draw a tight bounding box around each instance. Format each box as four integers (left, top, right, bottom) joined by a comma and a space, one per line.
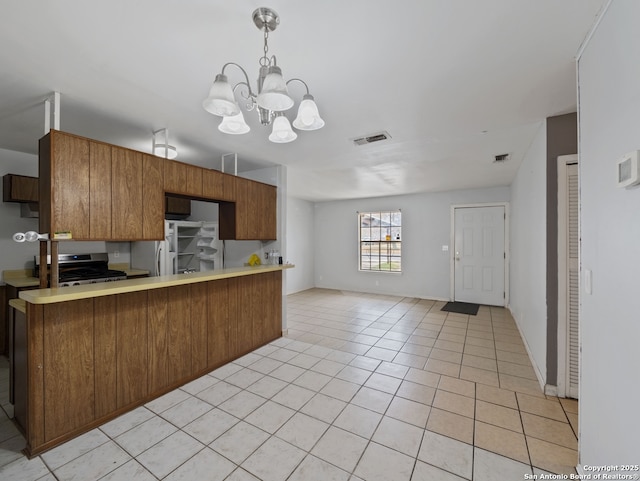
34, 253, 127, 287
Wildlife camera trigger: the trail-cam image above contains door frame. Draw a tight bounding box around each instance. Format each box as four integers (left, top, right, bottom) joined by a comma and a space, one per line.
449, 202, 510, 306
557, 154, 579, 399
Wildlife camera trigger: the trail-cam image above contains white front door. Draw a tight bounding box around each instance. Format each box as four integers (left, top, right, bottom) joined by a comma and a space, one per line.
453, 205, 506, 306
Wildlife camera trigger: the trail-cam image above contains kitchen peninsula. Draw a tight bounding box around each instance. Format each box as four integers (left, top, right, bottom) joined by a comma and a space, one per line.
14, 264, 291, 457
8, 128, 287, 457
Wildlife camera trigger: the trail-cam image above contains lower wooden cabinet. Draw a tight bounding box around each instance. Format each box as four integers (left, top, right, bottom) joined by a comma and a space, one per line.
15, 271, 282, 456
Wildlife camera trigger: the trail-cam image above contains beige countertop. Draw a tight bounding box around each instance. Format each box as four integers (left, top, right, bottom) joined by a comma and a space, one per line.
9, 298, 26, 313
20, 264, 293, 305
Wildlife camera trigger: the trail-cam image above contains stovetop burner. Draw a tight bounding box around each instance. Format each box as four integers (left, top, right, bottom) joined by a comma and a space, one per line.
34, 252, 128, 287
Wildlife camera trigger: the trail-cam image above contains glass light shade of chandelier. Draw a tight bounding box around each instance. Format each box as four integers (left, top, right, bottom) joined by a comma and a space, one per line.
202, 74, 240, 116
218, 111, 250, 135
202, 7, 323, 143
269, 114, 297, 143
292, 94, 325, 130
257, 66, 294, 111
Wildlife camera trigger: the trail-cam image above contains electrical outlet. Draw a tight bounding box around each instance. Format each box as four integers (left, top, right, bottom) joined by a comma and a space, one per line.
114, 250, 119, 258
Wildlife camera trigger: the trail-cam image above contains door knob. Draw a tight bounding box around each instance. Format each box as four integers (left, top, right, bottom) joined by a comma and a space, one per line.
455, 251, 460, 261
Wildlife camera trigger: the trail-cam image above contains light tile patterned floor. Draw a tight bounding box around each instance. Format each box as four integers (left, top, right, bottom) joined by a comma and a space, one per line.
0, 288, 579, 480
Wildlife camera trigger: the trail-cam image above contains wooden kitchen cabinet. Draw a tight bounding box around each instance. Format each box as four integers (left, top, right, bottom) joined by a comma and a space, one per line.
3, 174, 39, 203
164, 159, 203, 198
202, 167, 236, 201
40, 131, 164, 241
40, 130, 277, 242
39, 131, 91, 239
219, 177, 276, 240
89, 142, 112, 239
142, 154, 165, 239
111, 147, 144, 239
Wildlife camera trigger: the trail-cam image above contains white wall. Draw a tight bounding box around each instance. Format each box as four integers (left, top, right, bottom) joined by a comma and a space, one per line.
285, 196, 315, 294
577, 0, 640, 467
509, 121, 548, 386
313, 187, 510, 299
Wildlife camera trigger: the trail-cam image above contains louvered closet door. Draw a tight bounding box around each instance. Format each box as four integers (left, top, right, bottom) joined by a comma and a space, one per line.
566, 163, 580, 399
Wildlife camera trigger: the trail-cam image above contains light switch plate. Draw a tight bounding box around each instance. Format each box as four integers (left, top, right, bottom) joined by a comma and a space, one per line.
442, 245, 449, 252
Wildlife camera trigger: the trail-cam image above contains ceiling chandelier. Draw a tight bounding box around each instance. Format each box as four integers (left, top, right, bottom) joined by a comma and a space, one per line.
202, 7, 324, 144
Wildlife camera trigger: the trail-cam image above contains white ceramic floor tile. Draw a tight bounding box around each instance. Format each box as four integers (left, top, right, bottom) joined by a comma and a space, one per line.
0, 453, 50, 481
311, 359, 346, 377
114, 415, 177, 457
226, 467, 261, 481
53, 441, 131, 481
100, 406, 155, 439
195, 380, 242, 406
336, 365, 373, 385
292, 370, 333, 391
288, 353, 321, 369
210, 421, 270, 464
0, 434, 26, 468
99, 459, 156, 481
311, 426, 368, 472
300, 393, 347, 423
248, 357, 284, 375
418, 430, 473, 480
411, 460, 467, 480
473, 447, 533, 481
218, 390, 266, 419
41, 428, 109, 470
136, 431, 204, 479
179, 375, 219, 395
269, 363, 306, 383
364, 372, 403, 394
288, 454, 351, 481
350, 386, 394, 414
375, 361, 410, 378
159, 396, 214, 428
349, 356, 382, 371
224, 368, 265, 389
144, 388, 190, 414
386, 396, 431, 427
272, 383, 316, 410
275, 412, 329, 451
182, 407, 239, 445
241, 436, 306, 481
353, 441, 416, 481
163, 447, 235, 481
210, 362, 244, 380
333, 404, 383, 439
245, 375, 288, 398
244, 400, 296, 434
372, 416, 424, 457
320, 378, 360, 402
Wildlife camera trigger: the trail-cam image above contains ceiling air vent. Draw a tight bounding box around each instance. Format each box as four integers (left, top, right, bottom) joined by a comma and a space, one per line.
494, 153, 510, 163
352, 131, 392, 146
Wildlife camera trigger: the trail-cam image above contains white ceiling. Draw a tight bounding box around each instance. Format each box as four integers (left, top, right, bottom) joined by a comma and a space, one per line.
0, 0, 605, 201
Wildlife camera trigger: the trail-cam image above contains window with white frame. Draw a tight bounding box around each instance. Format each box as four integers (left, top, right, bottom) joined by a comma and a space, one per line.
358, 210, 402, 272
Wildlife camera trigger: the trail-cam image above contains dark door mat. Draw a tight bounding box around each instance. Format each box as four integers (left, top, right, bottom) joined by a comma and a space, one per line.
441, 302, 480, 315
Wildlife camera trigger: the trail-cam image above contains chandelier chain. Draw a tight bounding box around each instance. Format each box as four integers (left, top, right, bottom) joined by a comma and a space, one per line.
260, 28, 270, 67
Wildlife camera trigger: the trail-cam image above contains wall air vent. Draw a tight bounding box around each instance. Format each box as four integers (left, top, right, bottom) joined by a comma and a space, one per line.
352, 131, 392, 146
494, 153, 510, 163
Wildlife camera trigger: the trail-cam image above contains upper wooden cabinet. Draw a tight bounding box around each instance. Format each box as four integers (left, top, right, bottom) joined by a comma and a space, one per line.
164, 159, 203, 198
39, 131, 165, 241
39, 130, 276, 241
3, 174, 39, 203
219, 177, 276, 240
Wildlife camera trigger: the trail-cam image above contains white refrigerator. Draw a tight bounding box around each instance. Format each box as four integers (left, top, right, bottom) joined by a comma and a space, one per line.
131, 220, 222, 276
